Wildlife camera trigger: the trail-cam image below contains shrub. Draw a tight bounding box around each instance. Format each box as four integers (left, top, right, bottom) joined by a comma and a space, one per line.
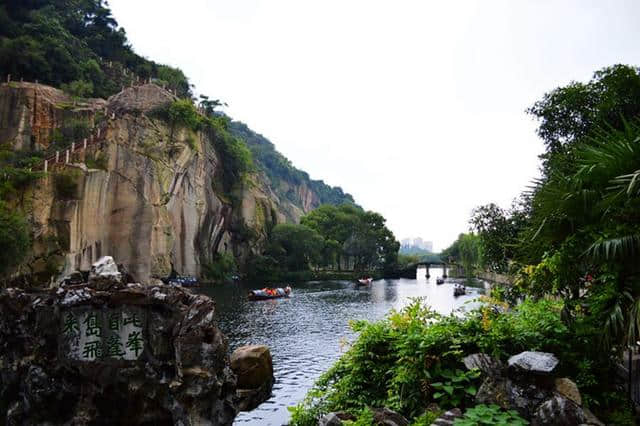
412, 410, 442, 426
51, 118, 91, 150
202, 252, 236, 282
85, 152, 108, 170
61, 80, 94, 98
454, 404, 528, 425
53, 169, 81, 199
289, 298, 571, 425
151, 99, 202, 133
0, 202, 31, 277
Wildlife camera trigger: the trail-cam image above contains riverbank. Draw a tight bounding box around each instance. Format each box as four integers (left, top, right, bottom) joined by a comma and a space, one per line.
288, 291, 628, 426
205, 273, 481, 425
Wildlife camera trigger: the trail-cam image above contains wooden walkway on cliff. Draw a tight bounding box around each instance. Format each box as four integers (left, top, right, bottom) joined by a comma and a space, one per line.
2, 63, 210, 176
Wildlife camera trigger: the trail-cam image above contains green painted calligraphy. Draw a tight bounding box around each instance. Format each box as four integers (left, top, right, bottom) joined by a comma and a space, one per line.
83, 312, 102, 337
105, 334, 125, 358
108, 312, 120, 331
126, 331, 144, 357
123, 313, 142, 328
82, 340, 103, 359
63, 312, 79, 335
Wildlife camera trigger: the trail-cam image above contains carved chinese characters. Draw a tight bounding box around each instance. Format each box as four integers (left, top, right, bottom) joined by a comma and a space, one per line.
61, 307, 145, 361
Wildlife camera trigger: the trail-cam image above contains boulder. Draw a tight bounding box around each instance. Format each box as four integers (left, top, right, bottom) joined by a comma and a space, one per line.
532, 395, 585, 426
506, 379, 552, 418
431, 408, 463, 426
234, 379, 273, 412
0, 282, 238, 425
88, 256, 122, 289
475, 377, 510, 409
231, 345, 274, 389
372, 408, 409, 426
319, 412, 344, 426
554, 377, 582, 406
318, 411, 357, 426
582, 407, 605, 426
508, 351, 559, 376
107, 83, 175, 114
61, 270, 85, 286
463, 353, 505, 377
230, 345, 274, 411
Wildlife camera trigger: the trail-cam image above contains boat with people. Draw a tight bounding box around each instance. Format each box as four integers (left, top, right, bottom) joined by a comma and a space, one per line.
436, 277, 445, 285
166, 275, 199, 287
453, 284, 466, 297
248, 286, 292, 301
357, 277, 373, 286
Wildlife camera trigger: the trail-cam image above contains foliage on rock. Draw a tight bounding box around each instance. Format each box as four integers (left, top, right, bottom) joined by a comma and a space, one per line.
454, 404, 528, 426
288, 298, 572, 425
0, 202, 31, 277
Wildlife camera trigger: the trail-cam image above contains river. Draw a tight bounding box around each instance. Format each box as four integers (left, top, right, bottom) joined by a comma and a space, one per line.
200, 267, 486, 425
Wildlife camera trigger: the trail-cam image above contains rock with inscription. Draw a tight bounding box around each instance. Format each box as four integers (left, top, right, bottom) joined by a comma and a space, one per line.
0, 280, 238, 425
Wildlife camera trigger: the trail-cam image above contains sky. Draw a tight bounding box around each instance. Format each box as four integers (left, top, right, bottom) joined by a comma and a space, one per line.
109, 0, 640, 251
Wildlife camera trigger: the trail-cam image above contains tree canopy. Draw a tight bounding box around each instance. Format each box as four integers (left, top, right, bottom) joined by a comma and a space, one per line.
228, 121, 356, 208
301, 204, 399, 273
0, 0, 191, 98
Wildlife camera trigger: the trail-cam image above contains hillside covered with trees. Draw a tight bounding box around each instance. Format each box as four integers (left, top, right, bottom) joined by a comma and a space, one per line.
0, 0, 364, 282
0, 0, 191, 98
229, 121, 355, 208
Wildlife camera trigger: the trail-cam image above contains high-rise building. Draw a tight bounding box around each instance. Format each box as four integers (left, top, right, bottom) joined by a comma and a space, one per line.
401, 237, 433, 252
413, 237, 424, 248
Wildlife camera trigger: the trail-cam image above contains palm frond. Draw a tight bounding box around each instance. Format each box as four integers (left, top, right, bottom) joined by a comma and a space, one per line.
586, 234, 640, 260
610, 169, 640, 196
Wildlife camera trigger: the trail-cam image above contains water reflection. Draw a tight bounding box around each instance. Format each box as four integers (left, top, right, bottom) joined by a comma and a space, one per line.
200, 268, 486, 425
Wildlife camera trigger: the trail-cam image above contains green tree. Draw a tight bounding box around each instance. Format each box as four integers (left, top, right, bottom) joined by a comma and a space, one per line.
267, 224, 325, 271
528, 64, 640, 177
470, 203, 524, 273
0, 202, 31, 277
301, 204, 399, 272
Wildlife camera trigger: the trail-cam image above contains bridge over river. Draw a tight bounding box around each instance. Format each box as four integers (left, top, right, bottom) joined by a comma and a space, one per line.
401, 254, 451, 279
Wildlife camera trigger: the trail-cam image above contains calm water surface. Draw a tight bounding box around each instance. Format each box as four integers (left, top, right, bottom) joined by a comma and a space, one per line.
200, 267, 486, 425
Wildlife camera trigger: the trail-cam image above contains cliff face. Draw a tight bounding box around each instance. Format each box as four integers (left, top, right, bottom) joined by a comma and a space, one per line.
1, 82, 317, 283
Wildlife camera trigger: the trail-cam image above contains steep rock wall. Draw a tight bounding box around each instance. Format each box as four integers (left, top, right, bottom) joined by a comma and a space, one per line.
4, 83, 283, 283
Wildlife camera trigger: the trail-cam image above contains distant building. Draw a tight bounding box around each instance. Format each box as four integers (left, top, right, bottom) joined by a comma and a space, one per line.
400, 237, 433, 252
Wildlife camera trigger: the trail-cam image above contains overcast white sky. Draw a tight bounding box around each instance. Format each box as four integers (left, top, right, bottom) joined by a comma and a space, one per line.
109, 0, 640, 251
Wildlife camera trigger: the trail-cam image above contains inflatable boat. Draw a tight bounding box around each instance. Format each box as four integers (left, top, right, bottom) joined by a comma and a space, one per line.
453, 285, 466, 297
357, 278, 373, 286
248, 286, 292, 301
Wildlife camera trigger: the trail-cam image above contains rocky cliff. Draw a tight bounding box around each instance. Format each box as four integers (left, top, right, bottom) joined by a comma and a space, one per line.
0, 81, 330, 284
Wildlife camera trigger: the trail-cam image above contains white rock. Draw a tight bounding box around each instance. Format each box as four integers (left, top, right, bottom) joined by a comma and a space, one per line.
89, 256, 121, 282
508, 351, 558, 374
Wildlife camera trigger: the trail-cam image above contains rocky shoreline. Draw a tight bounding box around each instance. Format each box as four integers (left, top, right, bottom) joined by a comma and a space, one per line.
0, 256, 273, 425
